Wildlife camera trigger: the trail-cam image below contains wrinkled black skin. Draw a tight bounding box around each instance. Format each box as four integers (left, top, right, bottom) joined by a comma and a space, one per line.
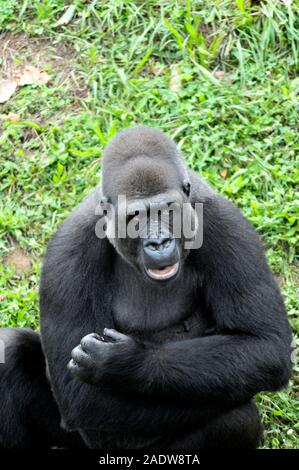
0, 127, 292, 449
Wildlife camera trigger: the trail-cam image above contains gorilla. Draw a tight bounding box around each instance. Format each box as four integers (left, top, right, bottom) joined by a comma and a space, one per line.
0, 126, 292, 449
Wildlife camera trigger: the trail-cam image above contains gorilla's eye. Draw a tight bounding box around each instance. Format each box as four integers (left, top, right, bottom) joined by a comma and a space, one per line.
183, 180, 191, 197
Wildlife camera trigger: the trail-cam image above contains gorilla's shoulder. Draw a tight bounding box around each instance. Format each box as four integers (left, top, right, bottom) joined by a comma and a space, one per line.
189, 169, 252, 224
60, 188, 101, 232
42, 188, 112, 279
188, 170, 262, 257
188, 170, 215, 203
47, 188, 102, 246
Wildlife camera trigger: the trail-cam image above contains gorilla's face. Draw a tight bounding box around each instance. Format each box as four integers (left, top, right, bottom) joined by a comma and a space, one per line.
104, 187, 197, 284
100, 127, 198, 284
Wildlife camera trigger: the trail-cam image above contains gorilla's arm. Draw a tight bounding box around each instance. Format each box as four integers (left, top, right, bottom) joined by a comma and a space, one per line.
43, 323, 224, 433
70, 195, 292, 404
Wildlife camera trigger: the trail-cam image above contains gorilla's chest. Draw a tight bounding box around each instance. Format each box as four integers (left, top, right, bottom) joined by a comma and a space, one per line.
112, 261, 208, 343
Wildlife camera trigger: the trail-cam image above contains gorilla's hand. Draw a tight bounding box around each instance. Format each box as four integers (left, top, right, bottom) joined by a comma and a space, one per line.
68, 328, 140, 386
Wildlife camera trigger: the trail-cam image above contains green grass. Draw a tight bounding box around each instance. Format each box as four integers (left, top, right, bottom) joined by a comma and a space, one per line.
0, 0, 298, 449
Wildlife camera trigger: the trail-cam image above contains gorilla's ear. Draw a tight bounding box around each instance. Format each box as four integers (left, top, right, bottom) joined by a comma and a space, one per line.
95, 191, 111, 217
182, 179, 191, 197
100, 196, 109, 206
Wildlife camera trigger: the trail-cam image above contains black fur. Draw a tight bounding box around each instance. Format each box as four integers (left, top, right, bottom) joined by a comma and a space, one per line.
0, 328, 82, 449
0, 126, 292, 449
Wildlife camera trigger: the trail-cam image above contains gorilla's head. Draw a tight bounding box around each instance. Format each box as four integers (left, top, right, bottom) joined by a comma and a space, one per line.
100, 126, 198, 284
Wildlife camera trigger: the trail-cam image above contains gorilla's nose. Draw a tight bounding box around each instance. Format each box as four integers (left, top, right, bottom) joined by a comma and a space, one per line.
143, 237, 177, 268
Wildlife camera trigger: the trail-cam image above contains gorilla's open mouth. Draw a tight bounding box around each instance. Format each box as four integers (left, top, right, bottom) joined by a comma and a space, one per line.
146, 262, 179, 281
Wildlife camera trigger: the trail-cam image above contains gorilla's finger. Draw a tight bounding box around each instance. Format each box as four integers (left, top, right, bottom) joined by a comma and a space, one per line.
103, 328, 128, 342
67, 359, 92, 382
71, 345, 90, 365
68, 358, 78, 372
80, 333, 102, 352
91, 333, 102, 340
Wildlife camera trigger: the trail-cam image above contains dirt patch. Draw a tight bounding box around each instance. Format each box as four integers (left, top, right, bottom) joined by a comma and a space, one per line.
3, 244, 33, 275
0, 31, 88, 105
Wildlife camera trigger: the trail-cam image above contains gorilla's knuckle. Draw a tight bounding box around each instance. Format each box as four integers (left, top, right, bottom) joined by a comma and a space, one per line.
71, 345, 81, 358
81, 335, 95, 350
68, 359, 78, 373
